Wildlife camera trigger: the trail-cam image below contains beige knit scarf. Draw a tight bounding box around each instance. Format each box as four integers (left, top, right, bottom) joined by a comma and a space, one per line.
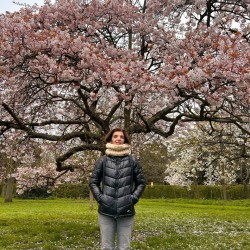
105, 143, 131, 156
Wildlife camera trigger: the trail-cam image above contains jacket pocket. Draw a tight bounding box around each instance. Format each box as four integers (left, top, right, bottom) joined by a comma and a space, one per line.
131, 194, 139, 204
99, 194, 105, 204
100, 194, 112, 206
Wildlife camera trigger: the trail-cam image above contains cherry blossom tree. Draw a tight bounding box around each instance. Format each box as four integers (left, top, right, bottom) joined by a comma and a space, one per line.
0, 0, 249, 173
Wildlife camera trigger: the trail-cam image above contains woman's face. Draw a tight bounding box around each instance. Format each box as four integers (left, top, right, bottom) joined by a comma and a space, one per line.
111, 131, 125, 145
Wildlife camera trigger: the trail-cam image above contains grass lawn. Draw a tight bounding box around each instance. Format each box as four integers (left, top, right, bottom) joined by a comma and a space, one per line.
0, 198, 250, 250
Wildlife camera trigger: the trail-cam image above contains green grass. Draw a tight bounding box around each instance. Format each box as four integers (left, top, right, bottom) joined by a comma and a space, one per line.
0, 198, 250, 249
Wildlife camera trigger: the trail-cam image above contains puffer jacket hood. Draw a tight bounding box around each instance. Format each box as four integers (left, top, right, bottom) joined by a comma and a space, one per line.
89, 155, 146, 218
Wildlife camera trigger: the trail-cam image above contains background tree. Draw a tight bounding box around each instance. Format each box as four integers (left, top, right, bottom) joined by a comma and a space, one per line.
0, 0, 249, 174
0, 152, 16, 201
164, 122, 250, 199
0, 130, 38, 201
139, 142, 169, 184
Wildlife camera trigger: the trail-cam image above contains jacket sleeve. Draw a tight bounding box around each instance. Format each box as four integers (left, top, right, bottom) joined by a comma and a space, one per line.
89, 156, 104, 203
132, 157, 146, 204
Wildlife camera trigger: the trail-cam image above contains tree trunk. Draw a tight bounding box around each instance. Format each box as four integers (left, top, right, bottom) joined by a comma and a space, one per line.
1, 181, 7, 197
243, 182, 249, 199
221, 185, 228, 200
89, 190, 94, 210
4, 177, 15, 203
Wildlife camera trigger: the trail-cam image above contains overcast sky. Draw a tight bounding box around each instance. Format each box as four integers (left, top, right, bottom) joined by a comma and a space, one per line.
0, 0, 46, 13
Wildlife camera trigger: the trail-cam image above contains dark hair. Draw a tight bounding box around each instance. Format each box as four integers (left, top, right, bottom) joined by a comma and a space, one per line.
104, 128, 131, 144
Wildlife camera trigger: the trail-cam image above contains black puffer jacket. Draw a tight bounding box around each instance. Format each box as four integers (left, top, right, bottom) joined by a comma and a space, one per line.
89, 155, 146, 218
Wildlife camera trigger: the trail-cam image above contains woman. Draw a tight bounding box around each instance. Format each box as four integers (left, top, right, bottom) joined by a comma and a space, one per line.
89, 128, 146, 250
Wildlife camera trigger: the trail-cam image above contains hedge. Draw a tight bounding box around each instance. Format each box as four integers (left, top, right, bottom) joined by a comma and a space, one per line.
52, 183, 89, 199
1, 183, 249, 200
51, 184, 249, 200
142, 184, 249, 200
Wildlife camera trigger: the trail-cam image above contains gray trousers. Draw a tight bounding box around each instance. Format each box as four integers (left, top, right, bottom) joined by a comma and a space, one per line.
98, 213, 134, 250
